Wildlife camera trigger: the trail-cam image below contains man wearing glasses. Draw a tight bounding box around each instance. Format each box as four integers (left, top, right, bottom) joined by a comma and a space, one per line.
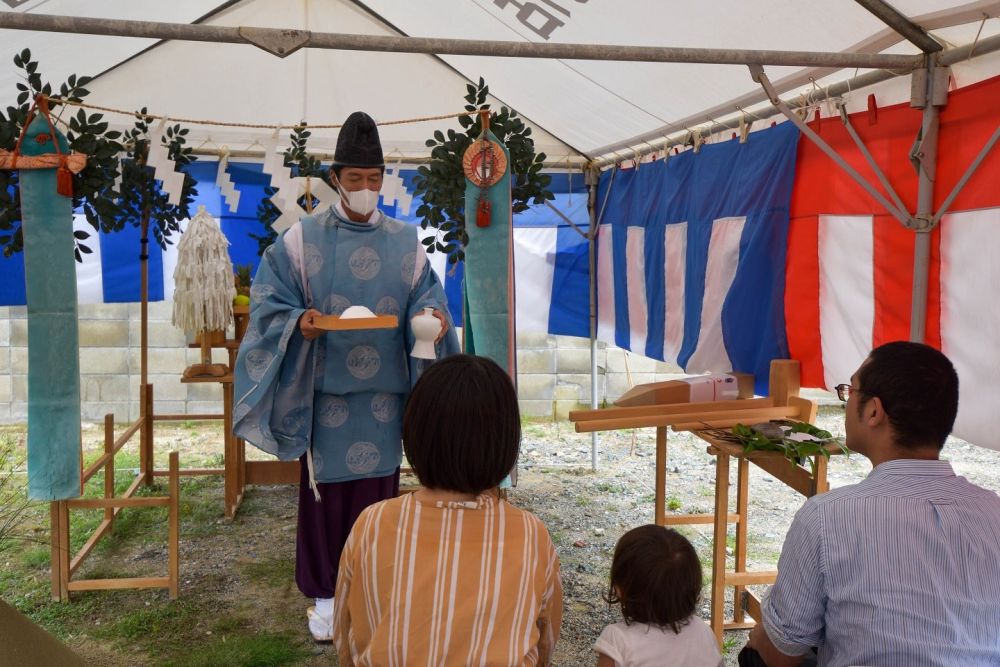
743, 341, 1000, 667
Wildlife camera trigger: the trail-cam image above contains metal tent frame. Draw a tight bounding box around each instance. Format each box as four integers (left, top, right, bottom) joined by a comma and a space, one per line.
3, 5, 999, 472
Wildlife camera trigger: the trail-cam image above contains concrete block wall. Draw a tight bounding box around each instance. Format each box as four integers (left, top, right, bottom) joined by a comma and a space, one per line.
0, 303, 685, 424
2, 303, 228, 423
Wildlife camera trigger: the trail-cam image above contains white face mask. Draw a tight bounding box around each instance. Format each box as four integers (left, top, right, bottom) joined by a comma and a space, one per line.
334, 180, 380, 217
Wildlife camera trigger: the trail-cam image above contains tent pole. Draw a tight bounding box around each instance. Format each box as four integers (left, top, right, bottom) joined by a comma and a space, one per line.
0, 12, 921, 70
750, 65, 911, 226
853, 0, 943, 54
586, 166, 600, 472
909, 54, 945, 343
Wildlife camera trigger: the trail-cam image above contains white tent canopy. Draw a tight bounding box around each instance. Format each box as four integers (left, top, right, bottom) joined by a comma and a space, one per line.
2, 0, 999, 164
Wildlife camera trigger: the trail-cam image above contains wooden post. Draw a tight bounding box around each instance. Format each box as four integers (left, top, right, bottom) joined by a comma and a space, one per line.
140, 383, 154, 485
813, 453, 830, 495
768, 359, 801, 407
223, 379, 237, 519
103, 414, 115, 526
710, 452, 730, 644
168, 451, 179, 600
55, 501, 70, 602
49, 502, 65, 601
733, 457, 750, 624
655, 426, 667, 526
139, 204, 150, 390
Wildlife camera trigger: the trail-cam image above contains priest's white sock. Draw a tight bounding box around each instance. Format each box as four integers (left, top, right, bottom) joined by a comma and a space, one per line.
314, 597, 334, 620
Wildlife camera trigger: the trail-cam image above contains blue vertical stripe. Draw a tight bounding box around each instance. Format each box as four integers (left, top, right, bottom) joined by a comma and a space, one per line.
548, 226, 589, 338
100, 221, 164, 302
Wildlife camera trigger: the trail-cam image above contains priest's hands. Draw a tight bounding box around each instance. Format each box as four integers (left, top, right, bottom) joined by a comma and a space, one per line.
431, 309, 448, 343
299, 309, 323, 341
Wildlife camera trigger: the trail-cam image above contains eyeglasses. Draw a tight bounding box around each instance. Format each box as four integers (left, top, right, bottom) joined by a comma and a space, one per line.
834, 383, 856, 402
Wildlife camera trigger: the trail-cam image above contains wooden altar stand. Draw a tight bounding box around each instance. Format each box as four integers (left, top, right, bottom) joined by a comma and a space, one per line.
569, 359, 834, 643
175, 305, 298, 519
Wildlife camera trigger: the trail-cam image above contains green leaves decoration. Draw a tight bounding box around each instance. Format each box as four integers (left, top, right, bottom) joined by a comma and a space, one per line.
705, 419, 849, 473
412, 77, 554, 264
0, 50, 197, 261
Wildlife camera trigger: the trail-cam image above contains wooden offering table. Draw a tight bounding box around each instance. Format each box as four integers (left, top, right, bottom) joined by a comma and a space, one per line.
569, 359, 828, 643
694, 429, 844, 643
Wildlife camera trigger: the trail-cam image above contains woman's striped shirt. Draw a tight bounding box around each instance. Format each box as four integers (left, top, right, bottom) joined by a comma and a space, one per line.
334, 492, 563, 666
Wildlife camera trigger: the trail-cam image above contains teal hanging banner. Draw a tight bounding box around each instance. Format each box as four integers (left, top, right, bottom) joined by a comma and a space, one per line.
462, 126, 515, 376
4, 103, 84, 500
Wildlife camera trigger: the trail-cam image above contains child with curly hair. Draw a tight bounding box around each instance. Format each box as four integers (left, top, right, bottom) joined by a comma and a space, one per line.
596, 525, 723, 667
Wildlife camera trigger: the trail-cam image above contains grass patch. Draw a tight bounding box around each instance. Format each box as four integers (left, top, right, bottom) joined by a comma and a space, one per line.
243, 556, 295, 587
594, 481, 620, 494
20, 545, 50, 569
722, 635, 741, 655
95, 600, 201, 642
575, 495, 592, 507
163, 632, 309, 667
666, 496, 682, 511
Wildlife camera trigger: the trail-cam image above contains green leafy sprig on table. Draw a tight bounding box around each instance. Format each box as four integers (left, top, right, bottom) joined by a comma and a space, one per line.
705, 419, 849, 471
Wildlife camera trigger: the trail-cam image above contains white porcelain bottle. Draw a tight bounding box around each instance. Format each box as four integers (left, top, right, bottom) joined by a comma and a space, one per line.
410, 307, 439, 359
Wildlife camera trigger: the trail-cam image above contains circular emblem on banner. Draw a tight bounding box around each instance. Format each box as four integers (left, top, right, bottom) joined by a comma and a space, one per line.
463, 138, 506, 188
346, 441, 381, 474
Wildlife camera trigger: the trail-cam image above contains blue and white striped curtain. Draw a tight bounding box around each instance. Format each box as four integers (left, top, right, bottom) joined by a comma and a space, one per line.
596, 122, 800, 394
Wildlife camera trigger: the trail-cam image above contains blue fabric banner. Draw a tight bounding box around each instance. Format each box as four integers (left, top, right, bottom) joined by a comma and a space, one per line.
596, 122, 800, 394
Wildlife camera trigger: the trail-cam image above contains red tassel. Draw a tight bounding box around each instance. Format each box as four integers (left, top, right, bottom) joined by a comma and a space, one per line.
813, 108, 822, 133
867, 94, 878, 126
56, 158, 74, 198
476, 197, 491, 228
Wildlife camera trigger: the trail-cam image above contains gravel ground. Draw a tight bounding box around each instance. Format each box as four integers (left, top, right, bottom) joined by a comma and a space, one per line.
8, 405, 1000, 666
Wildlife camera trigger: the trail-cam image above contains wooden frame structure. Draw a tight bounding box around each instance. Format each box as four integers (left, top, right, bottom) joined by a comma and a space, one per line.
49, 410, 179, 602
569, 359, 833, 643
694, 429, 841, 643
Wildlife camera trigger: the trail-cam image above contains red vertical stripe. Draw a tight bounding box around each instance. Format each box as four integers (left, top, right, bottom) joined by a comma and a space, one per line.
872, 214, 914, 347
785, 215, 824, 387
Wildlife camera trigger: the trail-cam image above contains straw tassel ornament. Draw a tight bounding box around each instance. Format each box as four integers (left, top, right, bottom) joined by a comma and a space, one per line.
172, 206, 235, 377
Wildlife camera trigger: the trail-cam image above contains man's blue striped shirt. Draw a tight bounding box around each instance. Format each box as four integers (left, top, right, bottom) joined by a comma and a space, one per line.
762, 459, 1000, 667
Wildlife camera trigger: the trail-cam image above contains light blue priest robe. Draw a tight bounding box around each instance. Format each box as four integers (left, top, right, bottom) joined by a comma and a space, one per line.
233, 205, 459, 483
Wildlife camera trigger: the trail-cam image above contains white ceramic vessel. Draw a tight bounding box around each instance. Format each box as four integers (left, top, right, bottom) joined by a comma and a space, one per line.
410, 307, 439, 359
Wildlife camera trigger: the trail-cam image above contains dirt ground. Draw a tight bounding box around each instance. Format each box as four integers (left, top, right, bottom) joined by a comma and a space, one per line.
2, 409, 1000, 666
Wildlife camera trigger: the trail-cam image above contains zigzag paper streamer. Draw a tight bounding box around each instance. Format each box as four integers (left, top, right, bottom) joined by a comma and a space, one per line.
146, 119, 185, 207
215, 150, 241, 213
381, 165, 413, 216
260, 128, 301, 232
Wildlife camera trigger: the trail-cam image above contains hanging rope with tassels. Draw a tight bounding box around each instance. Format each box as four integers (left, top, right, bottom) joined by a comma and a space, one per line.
0, 95, 87, 197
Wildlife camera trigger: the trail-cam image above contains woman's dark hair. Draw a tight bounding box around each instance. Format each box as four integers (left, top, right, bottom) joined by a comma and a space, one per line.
605, 525, 701, 634
402, 354, 520, 494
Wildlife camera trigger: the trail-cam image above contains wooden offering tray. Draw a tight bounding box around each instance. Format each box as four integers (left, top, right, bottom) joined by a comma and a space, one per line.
313, 314, 398, 331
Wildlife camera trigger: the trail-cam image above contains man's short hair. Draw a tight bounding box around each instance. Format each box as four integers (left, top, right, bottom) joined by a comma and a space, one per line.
402, 354, 520, 494
857, 341, 959, 450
